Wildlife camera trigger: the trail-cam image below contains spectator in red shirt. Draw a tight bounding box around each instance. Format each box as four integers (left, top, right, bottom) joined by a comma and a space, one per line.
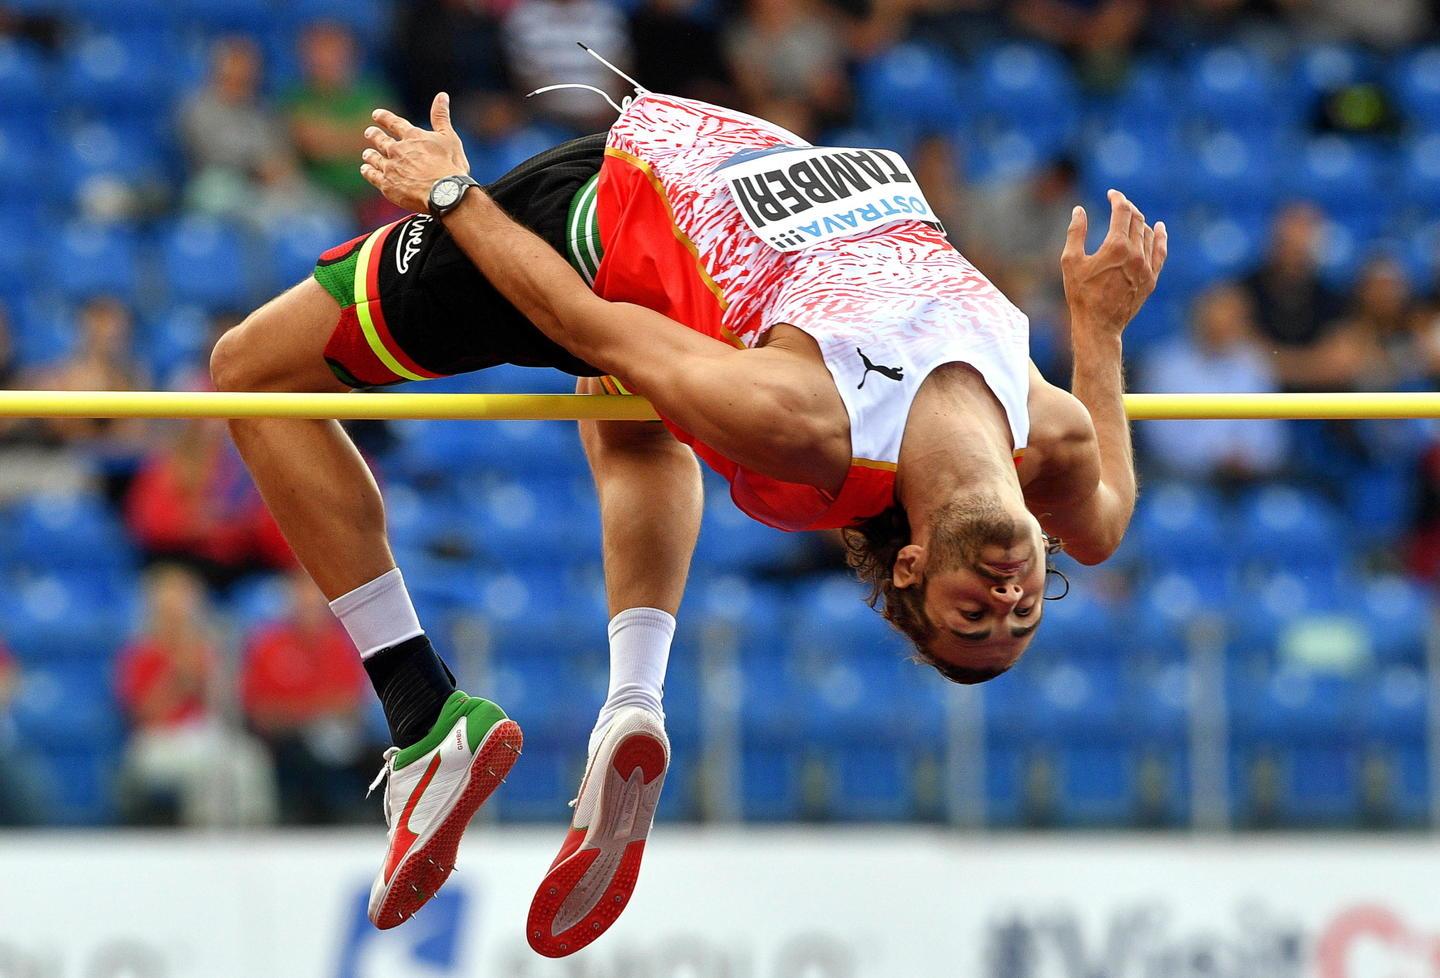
124, 418, 294, 588
116, 565, 276, 825
241, 570, 376, 824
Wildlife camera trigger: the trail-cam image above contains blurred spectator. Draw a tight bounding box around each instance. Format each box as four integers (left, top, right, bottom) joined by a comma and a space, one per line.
962, 157, 1078, 291
1300, 257, 1422, 391
241, 571, 374, 825
1303, 0, 1430, 50
181, 38, 344, 231
504, 0, 634, 130
629, 0, 735, 105
286, 22, 401, 223
1239, 203, 1343, 387
723, 0, 849, 125
461, 92, 571, 180
34, 296, 152, 498
392, 0, 510, 119
115, 565, 276, 826
1010, 0, 1145, 85
1141, 284, 1288, 483
1404, 438, 1440, 581
0, 644, 46, 826
124, 419, 293, 588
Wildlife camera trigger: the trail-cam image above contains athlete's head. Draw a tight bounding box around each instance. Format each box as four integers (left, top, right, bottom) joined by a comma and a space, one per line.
844, 491, 1052, 684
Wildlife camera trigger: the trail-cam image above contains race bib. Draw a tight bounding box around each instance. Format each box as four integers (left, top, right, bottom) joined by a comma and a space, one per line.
714, 145, 941, 252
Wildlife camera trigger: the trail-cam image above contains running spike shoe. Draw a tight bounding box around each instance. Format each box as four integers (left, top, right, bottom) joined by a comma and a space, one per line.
527, 706, 669, 957
367, 690, 522, 929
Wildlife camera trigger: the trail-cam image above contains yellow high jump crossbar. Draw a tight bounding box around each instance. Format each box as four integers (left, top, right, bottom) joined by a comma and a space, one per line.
0, 390, 1439, 421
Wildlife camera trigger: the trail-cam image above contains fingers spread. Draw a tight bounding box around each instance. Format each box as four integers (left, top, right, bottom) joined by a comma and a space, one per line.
1152, 221, 1169, 276
1142, 223, 1155, 267
360, 162, 383, 189
364, 126, 396, 155
371, 108, 416, 139
1062, 205, 1088, 265
1106, 189, 1129, 241
430, 91, 452, 133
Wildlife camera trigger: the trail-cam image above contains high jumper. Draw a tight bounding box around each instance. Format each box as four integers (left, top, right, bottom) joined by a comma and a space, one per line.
208, 82, 1165, 954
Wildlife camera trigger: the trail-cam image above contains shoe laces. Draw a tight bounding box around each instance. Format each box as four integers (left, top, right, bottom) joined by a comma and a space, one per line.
367, 747, 400, 821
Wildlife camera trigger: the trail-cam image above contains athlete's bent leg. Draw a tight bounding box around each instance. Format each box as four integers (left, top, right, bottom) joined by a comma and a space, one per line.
210, 277, 392, 599
213, 278, 521, 930
527, 378, 702, 958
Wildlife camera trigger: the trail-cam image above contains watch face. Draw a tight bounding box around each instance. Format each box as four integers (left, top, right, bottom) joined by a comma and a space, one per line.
432, 179, 463, 210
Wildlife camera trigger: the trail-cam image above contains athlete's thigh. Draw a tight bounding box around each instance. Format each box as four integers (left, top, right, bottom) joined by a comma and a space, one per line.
212, 276, 347, 393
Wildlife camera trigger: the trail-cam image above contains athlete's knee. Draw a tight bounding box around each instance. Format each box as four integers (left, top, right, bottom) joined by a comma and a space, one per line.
209, 315, 269, 392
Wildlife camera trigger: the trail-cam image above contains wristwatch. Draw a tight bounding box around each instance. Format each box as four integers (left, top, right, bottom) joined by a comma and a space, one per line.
427, 174, 480, 217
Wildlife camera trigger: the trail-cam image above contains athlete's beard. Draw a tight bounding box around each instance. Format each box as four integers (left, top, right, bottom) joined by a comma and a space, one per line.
926, 491, 1027, 576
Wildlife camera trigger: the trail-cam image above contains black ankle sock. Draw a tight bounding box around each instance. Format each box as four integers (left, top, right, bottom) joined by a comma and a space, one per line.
363, 634, 458, 748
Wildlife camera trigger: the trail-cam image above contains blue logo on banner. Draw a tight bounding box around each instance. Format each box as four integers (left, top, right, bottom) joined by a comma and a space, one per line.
334, 883, 472, 978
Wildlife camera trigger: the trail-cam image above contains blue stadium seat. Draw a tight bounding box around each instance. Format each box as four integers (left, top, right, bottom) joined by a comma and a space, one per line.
36, 746, 120, 825
1185, 46, 1286, 130
789, 574, 909, 664
11, 658, 122, 746
0, 39, 53, 123
692, 491, 802, 572
1177, 131, 1279, 210
856, 43, 967, 139
11, 494, 136, 571
1056, 743, 1137, 825
491, 655, 604, 741
62, 33, 177, 117
139, 305, 213, 383
1126, 482, 1232, 570
468, 363, 584, 395
55, 123, 163, 210
47, 221, 143, 302
262, 212, 359, 292
1391, 47, 1440, 130
1282, 137, 1388, 234
740, 744, 804, 821
1290, 44, 1373, 105
1081, 127, 1181, 207
1233, 484, 1347, 572
160, 217, 253, 310
495, 742, 578, 822
1401, 134, 1440, 208
828, 745, 916, 821
1351, 577, 1429, 665
1034, 590, 1122, 659
281, 0, 390, 35
172, 0, 274, 32
975, 43, 1078, 151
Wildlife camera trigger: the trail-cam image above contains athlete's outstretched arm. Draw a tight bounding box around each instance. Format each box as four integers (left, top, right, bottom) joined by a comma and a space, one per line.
359, 95, 850, 491
1049, 190, 1167, 565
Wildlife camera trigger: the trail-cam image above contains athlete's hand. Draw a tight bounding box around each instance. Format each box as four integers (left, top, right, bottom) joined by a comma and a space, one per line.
1060, 189, 1167, 337
360, 92, 472, 214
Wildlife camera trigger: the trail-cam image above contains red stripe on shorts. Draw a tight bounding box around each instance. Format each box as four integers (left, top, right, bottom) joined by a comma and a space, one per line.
364, 221, 443, 380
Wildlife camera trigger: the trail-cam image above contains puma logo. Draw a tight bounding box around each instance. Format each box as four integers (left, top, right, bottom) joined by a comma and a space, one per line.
857, 348, 904, 389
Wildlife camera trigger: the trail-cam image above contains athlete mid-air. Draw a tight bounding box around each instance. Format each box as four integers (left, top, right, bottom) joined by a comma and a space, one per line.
210, 81, 1164, 954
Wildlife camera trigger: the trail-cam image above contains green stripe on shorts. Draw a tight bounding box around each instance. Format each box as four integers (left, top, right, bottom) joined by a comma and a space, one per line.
313, 239, 365, 308
566, 174, 603, 285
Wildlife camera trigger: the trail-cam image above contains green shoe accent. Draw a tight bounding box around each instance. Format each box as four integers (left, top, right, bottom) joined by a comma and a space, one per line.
464, 698, 510, 753
391, 691, 511, 770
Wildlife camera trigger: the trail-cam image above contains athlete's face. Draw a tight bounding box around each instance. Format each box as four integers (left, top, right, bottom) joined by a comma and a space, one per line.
894, 493, 1046, 680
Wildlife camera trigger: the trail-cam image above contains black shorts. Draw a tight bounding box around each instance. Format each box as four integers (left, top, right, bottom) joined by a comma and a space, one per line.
313, 134, 606, 387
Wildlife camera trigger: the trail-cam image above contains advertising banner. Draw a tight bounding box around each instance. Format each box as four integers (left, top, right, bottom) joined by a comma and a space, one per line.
1, 830, 1438, 978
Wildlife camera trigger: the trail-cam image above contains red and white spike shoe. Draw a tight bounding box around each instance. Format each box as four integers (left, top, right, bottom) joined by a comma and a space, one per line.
526, 707, 669, 957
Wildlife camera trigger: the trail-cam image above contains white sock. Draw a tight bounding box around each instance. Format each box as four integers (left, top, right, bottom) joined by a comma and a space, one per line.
328, 567, 425, 659
589, 607, 674, 756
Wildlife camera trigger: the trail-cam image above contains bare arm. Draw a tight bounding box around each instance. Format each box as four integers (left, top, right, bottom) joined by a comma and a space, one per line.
1048, 190, 1167, 564
359, 95, 848, 489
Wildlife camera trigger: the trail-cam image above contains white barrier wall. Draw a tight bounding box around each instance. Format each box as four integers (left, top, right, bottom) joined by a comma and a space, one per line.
1, 830, 1439, 978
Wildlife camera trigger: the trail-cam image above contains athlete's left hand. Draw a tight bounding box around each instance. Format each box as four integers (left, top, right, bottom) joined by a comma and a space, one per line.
360, 92, 472, 214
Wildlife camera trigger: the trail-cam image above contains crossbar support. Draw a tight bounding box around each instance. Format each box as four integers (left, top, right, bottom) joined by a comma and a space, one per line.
1, 391, 1439, 421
